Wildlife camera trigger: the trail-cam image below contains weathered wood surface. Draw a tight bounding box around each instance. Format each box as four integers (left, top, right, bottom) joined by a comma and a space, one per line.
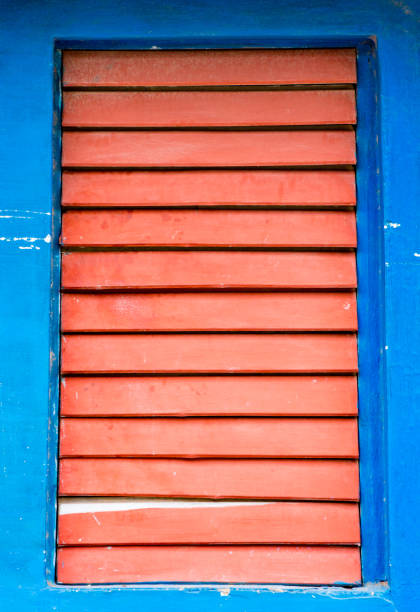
63, 49, 357, 87
60, 375, 358, 417
63, 90, 356, 127
58, 500, 360, 545
57, 545, 361, 585
61, 292, 357, 332
59, 458, 360, 500
62, 130, 356, 168
60, 417, 359, 458
61, 251, 357, 290
61, 210, 357, 248
61, 169, 356, 207
61, 333, 358, 374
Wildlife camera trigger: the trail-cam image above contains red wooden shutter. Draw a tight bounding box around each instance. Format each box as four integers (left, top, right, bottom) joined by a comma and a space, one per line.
57, 48, 360, 585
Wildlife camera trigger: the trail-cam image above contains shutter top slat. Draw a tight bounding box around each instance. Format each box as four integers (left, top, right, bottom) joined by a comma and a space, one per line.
63, 49, 357, 88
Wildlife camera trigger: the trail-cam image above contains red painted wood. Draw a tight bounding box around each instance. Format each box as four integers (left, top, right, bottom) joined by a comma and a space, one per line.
57, 545, 361, 585
58, 48, 361, 587
62, 49, 357, 87
58, 501, 360, 545
59, 458, 359, 499
61, 210, 357, 248
62, 130, 356, 168
61, 251, 357, 290
61, 292, 357, 332
62, 90, 356, 127
59, 417, 359, 458
60, 375, 358, 417
61, 333, 358, 374
61, 169, 356, 207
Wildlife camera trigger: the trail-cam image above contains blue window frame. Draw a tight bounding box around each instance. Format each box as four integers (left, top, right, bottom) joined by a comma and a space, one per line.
1, 2, 419, 608
48, 37, 387, 590
49, 33, 387, 596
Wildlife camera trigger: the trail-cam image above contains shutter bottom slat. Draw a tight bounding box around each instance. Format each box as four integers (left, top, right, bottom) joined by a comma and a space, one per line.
57, 545, 361, 585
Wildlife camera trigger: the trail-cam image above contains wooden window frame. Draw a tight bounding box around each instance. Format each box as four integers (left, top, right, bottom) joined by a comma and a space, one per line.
47, 37, 387, 603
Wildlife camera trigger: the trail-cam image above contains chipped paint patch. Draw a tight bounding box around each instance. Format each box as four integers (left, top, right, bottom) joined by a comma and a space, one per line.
0, 234, 52, 249
391, 0, 413, 16
218, 587, 231, 597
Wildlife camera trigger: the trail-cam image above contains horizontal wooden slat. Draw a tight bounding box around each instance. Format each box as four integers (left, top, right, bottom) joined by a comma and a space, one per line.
63, 49, 357, 87
59, 458, 359, 499
61, 292, 357, 332
62, 131, 356, 168
57, 544, 361, 585
60, 375, 358, 417
61, 210, 357, 248
61, 169, 356, 207
62, 90, 356, 128
61, 251, 357, 290
58, 500, 360, 545
61, 334, 358, 374
60, 417, 358, 458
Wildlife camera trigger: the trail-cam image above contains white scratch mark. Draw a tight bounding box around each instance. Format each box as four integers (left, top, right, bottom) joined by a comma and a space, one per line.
414, 253, 420, 257
343, 303, 351, 310
384, 222, 401, 229
59, 498, 272, 515
0, 209, 51, 216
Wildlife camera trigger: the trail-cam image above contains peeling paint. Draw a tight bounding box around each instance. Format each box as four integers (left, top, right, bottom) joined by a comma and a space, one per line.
0, 234, 52, 246
390, 0, 414, 16
218, 587, 231, 596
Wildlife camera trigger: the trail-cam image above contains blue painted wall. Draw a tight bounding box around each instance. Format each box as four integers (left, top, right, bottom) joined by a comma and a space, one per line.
0, 1, 419, 611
